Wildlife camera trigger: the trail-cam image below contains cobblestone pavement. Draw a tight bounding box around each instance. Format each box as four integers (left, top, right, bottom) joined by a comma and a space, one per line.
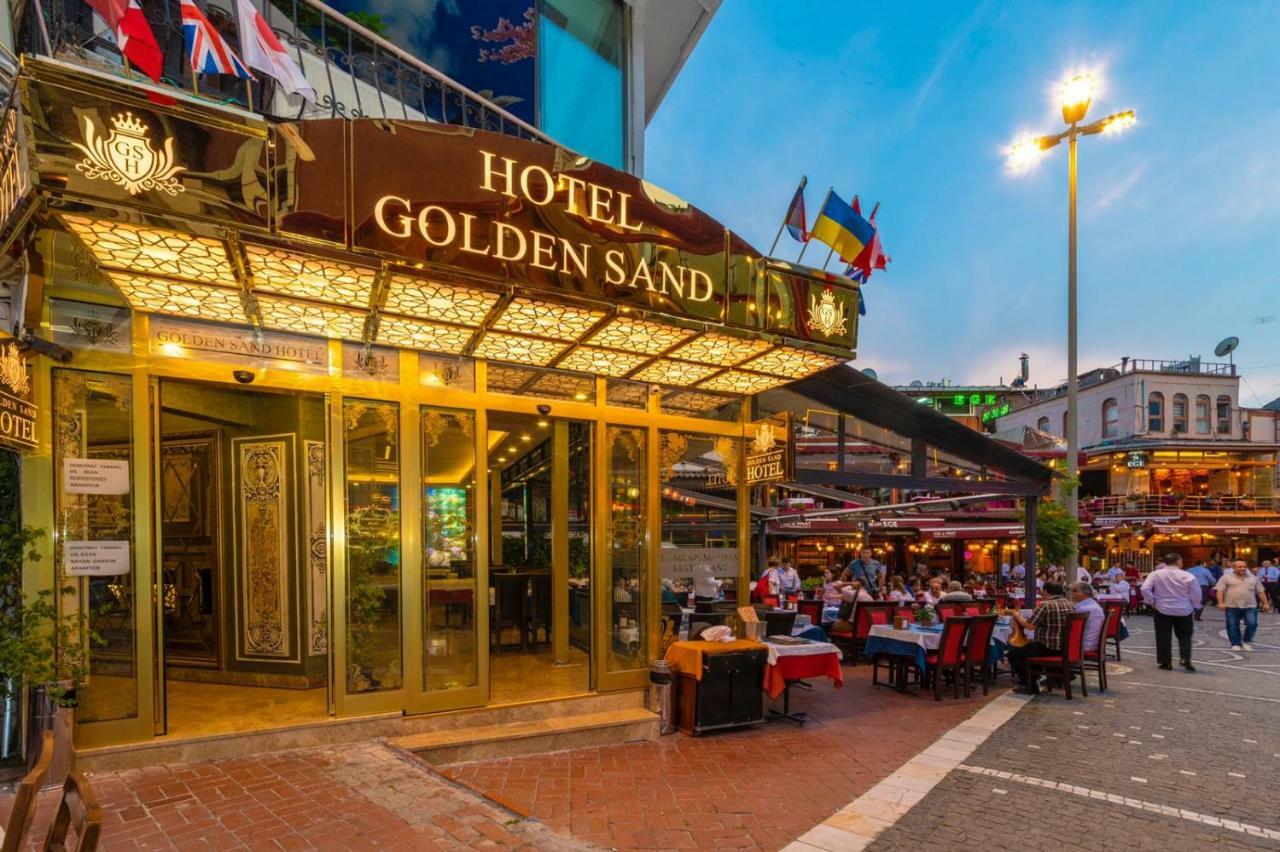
1, 741, 590, 850
445, 669, 1001, 851
869, 611, 1280, 851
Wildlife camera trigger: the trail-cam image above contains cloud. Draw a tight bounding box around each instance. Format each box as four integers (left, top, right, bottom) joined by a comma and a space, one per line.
904, 1, 992, 129
1084, 160, 1149, 222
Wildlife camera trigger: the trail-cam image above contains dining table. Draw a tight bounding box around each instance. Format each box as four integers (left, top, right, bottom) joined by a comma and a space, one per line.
864, 619, 1026, 693
761, 638, 843, 724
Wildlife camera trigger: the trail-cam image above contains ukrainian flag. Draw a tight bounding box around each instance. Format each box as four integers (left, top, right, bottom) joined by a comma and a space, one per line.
810, 192, 875, 262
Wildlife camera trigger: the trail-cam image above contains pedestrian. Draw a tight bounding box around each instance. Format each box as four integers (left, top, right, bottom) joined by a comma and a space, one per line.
1186, 559, 1215, 621
1260, 560, 1280, 609
1140, 553, 1202, 672
842, 548, 883, 596
1216, 559, 1272, 651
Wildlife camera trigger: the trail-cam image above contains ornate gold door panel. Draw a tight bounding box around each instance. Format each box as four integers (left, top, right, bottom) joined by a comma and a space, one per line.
159, 433, 220, 668
304, 440, 328, 657
233, 436, 294, 661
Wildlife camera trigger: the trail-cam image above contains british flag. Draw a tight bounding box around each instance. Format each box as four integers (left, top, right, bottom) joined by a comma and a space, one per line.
182, 0, 252, 78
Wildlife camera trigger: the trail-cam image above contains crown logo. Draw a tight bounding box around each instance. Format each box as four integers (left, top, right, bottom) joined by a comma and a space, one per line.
73, 111, 186, 197
808, 287, 848, 339
0, 342, 30, 396
751, 422, 776, 454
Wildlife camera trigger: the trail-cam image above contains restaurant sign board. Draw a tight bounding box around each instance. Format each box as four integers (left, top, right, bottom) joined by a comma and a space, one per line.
660, 547, 739, 581
744, 413, 793, 486
0, 340, 37, 453
150, 316, 329, 374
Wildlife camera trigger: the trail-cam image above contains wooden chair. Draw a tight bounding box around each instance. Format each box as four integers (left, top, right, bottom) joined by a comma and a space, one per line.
1102, 601, 1126, 660
1026, 612, 1090, 700
925, 616, 971, 701
797, 598, 823, 627
934, 602, 963, 621
963, 613, 999, 696
41, 773, 101, 852
995, 593, 1009, 610
763, 609, 798, 637
2, 731, 54, 852
490, 572, 528, 651
972, 599, 996, 614
894, 606, 914, 621
526, 572, 552, 646
1084, 606, 1120, 692
851, 602, 895, 663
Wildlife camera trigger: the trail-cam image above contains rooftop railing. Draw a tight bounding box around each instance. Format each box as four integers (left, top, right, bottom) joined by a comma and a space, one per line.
16, 0, 554, 143
1083, 494, 1280, 519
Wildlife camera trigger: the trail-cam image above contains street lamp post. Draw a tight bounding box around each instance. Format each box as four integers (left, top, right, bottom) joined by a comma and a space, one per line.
1008, 73, 1136, 582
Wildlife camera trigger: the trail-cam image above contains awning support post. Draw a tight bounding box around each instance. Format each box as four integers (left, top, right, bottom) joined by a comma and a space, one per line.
1025, 496, 1039, 604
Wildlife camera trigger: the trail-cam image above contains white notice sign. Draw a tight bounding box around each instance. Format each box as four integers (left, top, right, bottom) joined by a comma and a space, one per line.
65, 541, 131, 576
63, 459, 129, 495
660, 547, 739, 580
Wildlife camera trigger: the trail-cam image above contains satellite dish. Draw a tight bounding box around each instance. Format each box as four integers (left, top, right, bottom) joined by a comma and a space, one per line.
861, 367, 879, 381
909, 380, 924, 388
1214, 336, 1239, 359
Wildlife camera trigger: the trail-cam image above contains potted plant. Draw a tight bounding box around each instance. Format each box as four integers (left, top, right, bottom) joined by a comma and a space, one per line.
912, 603, 937, 626
0, 523, 96, 786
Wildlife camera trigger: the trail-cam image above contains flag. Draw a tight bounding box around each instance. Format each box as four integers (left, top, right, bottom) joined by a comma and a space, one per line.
85, 0, 164, 82
810, 191, 875, 264
784, 178, 808, 242
850, 201, 891, 279
844, 265, 868, 315
235, 0, 315, 102
183, 0, 253, 78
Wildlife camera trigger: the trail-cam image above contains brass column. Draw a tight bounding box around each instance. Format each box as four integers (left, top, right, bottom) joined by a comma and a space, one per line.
551, 420, 570, 664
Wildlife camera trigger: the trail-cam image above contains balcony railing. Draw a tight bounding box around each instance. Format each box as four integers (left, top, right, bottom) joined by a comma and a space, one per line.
1083, 494, 1280, 519
15, 0, 554, 143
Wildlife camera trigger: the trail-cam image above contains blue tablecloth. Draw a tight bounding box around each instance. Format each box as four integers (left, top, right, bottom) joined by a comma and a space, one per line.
864, 630, 1005, 670
795, 625, 828, 642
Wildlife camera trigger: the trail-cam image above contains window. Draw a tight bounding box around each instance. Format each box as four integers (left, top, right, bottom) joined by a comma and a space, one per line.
1102, 398, 1119, 438
1062, 411, 1069, 438
1172, 393, 1188, 434
1217, 396, 1232, 434
1195, 395, 1211, 434
1148, 392, 1164, 432
539, 0, 626, 168
1036, 416, 1050, 433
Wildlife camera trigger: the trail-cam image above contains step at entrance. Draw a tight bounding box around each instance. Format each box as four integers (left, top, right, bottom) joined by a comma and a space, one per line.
393, 707, 659, 765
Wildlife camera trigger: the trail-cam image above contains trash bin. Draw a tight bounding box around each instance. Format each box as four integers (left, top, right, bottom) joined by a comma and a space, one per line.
649, 659, 676, 735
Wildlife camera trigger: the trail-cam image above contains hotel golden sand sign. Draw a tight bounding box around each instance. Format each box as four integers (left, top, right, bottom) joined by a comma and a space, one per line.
0, 339, 36, 453
744, 413, 792, 486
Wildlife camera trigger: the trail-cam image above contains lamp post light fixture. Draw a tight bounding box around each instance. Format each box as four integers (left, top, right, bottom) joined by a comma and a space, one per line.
1006, 71, 1137, 582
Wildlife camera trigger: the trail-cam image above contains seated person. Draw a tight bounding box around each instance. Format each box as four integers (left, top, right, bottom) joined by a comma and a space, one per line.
1111, 575, 1131, 604
820, 567, 848, 605
921, 578, 945, 605
1071, 581, 1106, 651
938, 581, 975, 603
829, 580, 874, 633
885, 577, 913, 603
1007, 581, 1076, 695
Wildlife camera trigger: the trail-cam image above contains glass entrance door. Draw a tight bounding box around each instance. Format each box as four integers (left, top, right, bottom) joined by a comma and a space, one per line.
486, 411, 593, 704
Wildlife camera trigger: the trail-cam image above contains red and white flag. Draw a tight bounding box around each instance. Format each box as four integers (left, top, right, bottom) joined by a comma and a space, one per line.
84, 0, 164, 82
235, 0, 315, 103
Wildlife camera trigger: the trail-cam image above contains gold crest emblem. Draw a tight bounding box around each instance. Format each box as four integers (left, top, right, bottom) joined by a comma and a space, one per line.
808, 288, 849, 338
73, 112, 186, 196
0, 342, 30, 396
751, 422, 777, 454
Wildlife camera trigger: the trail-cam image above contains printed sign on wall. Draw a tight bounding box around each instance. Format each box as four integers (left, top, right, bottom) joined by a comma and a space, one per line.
65, 540, 131, 576
63, 459, 130, 494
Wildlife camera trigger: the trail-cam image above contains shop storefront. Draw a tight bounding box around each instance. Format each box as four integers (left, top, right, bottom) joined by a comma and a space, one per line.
4, 58, 862, 748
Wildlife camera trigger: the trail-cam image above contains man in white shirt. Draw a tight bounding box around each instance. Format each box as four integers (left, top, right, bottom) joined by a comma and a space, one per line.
1012, 563, 1026, 581
1071, 582, 1106, 653
1260, 560, 1280, 609
764, 559, 801, 597
1111, 576, 1131, 610
1076, 565, 1092, 584
1106, 565, 1125, 582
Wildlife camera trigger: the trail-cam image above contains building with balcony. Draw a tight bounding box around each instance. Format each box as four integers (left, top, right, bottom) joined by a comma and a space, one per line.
996, 356, 1280, 569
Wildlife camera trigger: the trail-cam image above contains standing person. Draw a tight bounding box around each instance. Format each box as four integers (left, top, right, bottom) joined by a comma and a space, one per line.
1008, 581, 1076, 695
1076, 564, 1092, 584
1260, 560, 1280, 609
1141, 554, 1202, 672
842, 548, 883, 597
1216, 560, 1272, 651
1186, 559, 1215, 621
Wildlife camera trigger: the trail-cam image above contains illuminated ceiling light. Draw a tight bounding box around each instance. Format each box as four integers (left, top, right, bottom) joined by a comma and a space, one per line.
490, 297, 607, 341
486, 364, 535, 393
255, 295, 367, 340
381, 275, 499, 326
666, 332, 772, 367
375, 315, 474, 354
662, 390, 735, 415
520, 434, 531, 441
740, 347, 843, 379
473, 331, 568, 366
556, 345, 649, 377
244, 244, 376, 307
630, 359, 721, 386
529, 371, 594, 401
585, 316, 696, 355
697, 370, 791, 394
537, 419, 549, 428
62, 215, 237, 286
108, 272, 247, 323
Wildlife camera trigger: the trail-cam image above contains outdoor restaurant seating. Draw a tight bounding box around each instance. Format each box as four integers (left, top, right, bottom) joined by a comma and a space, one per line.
924, 616, 971, 701
852, 602, 895, 663
42, 772, 102, 852
1103, 601, 1126, 659
797, 598, 823, 627
1, 730, 54, 852
962, 613, 999, 696
1025, 612, 1090, 700
934, 602, 963, 621
1083, 606, 1121, 692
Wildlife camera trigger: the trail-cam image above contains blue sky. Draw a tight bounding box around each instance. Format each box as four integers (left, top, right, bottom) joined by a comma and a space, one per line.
645, 1, 1280, 406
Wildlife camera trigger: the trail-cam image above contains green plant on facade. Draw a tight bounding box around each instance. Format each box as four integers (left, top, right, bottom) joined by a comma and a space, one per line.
346, 543, 388, 692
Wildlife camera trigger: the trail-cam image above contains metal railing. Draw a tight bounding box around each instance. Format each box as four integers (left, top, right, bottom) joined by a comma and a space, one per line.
16, 0, 554, 143
1083, 494, 1280, 518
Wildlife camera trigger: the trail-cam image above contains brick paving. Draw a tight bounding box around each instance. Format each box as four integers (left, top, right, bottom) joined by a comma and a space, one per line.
445, 670, 1003, 851
868, 611, 1280, 851
1, 741, 589, 850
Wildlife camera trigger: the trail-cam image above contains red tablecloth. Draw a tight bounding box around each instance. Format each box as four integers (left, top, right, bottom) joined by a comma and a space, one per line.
762, 651, 843, 698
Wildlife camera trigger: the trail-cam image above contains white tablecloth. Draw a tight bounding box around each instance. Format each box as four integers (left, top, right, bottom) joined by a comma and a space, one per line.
869, 621, 1025, 650
762, 638, 842, 666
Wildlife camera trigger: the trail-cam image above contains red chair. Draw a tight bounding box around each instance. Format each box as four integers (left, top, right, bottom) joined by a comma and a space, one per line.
935, 602, 963, 621
972, 599, 996, 614
1102, 601, 1126, 660
1084, 606, 1119, 692
1026, 612, 1090, 700
852, 602, 896, 663
925, 616, 971, 700
797, 598, 823, 628
963, 613, 999, 696
995, 593, 1009, 610
959, 603, 983, 617
894, 606, 914, 621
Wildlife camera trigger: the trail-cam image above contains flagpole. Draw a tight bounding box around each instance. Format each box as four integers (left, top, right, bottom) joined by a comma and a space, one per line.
768, 175, 807, 256
192, 73, 200, 97
246, 81, 255, 113
796, 187, 831, 266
